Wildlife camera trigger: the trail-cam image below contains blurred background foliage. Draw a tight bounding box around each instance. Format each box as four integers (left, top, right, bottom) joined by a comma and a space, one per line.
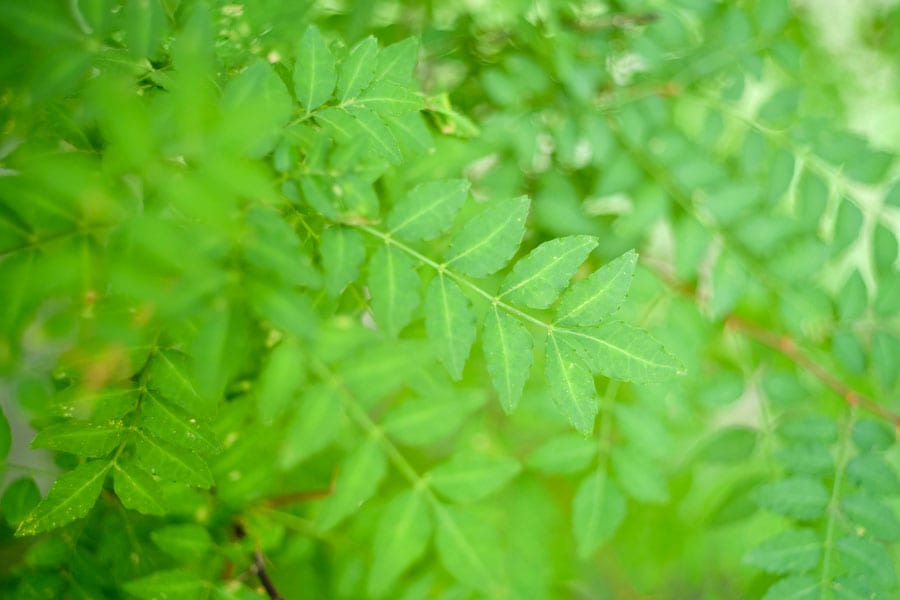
1, 0, 899, 598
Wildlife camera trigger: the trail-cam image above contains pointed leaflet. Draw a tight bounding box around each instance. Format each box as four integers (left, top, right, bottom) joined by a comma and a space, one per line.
835, 535, 898, 588
345, 106, 402, 164
337, 36, 378, 101
444, 196, 530, 278
387, 179, 469, 242
373, 37, 417, 85
113, 460, 166, 516
16, 460, 112, 536
611, 447, 669, 504
429, 453, 521, 504
743, 529, 821, 574
279, 385, 342, 468
256, 339, 305, 423
545, 333, 598, 435
573, 471, 626, 559
1, 478, 40, 527
841, 492, 900, 541
356, 81, 422, 115
499, 236, 598, 309
755, 476, 829, 519
140, 391, 221, 455
123, 569, 208, 600
561, 322, 682, 383
135, 432, 213, 488
368, 245, 420, 337
317, 439, 386, 531
145, 349, 215, 418
381, 390, 484, 446
31, 421, 124, 458
320, 226, 365, 296
482, 306, 533, 414
555, 249, 637, 326
424, 274, 476, 380
294, 25, 336, 111
435, 505, 506, 594
527, 434, 596, 475
761, 576, 818, 600
368, 489, 432, 597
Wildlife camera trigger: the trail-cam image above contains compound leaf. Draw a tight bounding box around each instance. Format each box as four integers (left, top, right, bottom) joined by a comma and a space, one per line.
387, 179, 469, 242
368, 245, 421, 337
555, 249, 637, 326
500, 236, 598, 309
337, 36, 378, 101
545, 333, 597, 435
113, 460, 166, 516
444, 196, 529, 278
16, 459, 112, 536
424, 274, 477, 380
561, 322, 683, 383
294, 25, 336, 111
31, 421, 124, 458
481, 305, 533, 414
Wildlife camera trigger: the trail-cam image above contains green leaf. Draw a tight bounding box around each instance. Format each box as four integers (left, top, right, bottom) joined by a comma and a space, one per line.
317, 439, 386, 531
527, 434, 596, 475
320, 226, 366, 296
852, 419, 895, 452
135, 432, 213, 488
835, 535, 897, 588
337, 36, 378, 101
140, 391, 221, 455
841, 493, 900, 542
243, 206, 320, 288
743, 529, 821, 574
611, 447, 669, 504
573, 472, 626, 559
1, 404, 12, 462
695, 427, 757, 464
256, 339, 306, 423
482, 305, 533, 414
280, 385, 342, 468
444, 196, 530, 277
846, 454, 900, 496
221, 59, 292, 156
499, 236, 598, 309
345, 106, 402, 164
368, 490, 432, 597
424, 274, 477, 380
113, 460, 166, 516
16, 460, 112, 536
123, 569, 208, 600
1, 477, 41, 527
31, 421, 124, 458
387, 179, 470, 242
124, 0, 166, 59
561, 322, 683, 383
381, 390, 484, 447
248, 282, 317, 338
368, 245, 421, 337
294, 25, 336, 111
554, 249, 637, 326
151, 524, 213, 561
145, 349, 215, 419
761, 576, 819, 600
429, 453, 521, 504
755, 476, 829, 519
373, 37, 417, 85
545, 333, 598, 435
434, 506, 505, 594
356, 81, 423, 115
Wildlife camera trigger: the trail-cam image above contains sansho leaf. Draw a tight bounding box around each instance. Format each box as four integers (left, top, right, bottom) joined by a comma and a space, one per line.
113, 460, 166, 516
387, 179, 470, 242
317, 439, 386, 531
320, 226, 366, 296
337, 35, 378, 101
481, 305, 533, 414
434, 506, 506, 594
344, 106, 402, 164
424, 274, 477, 381
140, 391, 221, 455
545, 333, 598, 435
368, 244, 421, 337
500, 235, 598, 309
135, 431, 213, 488
755, 476, 829, 519
123, 569, 208, 600
373, 37, 417, 84
294, 25, 336, 111
561, 321, 683, 383
16, 460, 113, 536
573, 472, 626, 559
31, 421, 124, 458
368, 489, 432, 597
444, 196, 530, 278
743, 529, 821, 574
555, 249, 637, 326
429, 453, 521, 504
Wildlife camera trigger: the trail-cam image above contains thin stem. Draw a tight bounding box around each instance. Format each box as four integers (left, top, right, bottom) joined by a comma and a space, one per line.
819, 406, 857, 598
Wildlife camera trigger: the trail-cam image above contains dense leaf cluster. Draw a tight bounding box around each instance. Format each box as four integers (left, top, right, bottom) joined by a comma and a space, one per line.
1, 1, 898, 598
